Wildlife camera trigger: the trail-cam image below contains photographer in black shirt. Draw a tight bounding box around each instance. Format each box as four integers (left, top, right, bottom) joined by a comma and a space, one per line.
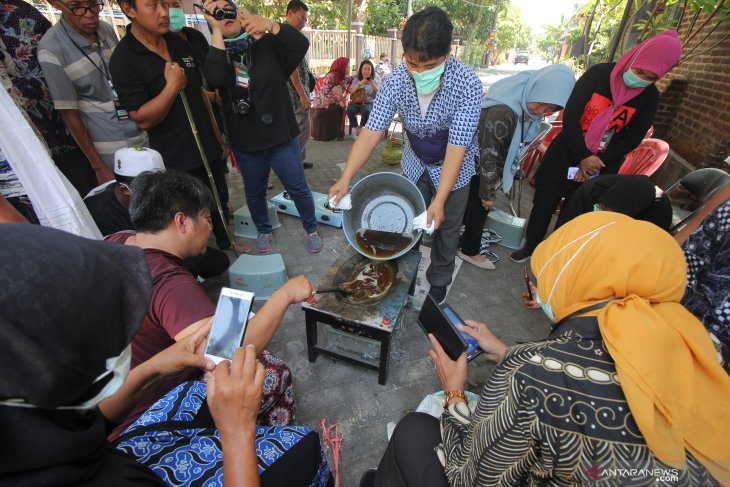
202, 0, 322, 254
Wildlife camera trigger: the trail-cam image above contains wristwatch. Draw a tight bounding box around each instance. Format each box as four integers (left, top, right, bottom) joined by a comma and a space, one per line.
443, 390, 467, 407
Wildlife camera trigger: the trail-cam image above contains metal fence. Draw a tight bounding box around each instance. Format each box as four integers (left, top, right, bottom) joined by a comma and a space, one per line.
32, 2, 464, 73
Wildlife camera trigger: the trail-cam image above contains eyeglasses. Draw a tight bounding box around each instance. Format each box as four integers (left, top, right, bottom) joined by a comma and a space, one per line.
58, 0, 104, 16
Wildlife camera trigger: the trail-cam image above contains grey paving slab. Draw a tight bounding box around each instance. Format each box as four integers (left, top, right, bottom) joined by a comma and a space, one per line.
198, 66, 557, 486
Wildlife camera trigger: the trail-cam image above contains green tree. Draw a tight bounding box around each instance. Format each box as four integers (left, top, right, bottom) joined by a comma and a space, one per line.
495, 3, 532, 52
364, 0, 404, 34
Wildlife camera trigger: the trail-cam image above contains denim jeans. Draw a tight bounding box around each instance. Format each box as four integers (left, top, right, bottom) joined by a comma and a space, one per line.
347, 102, 373, 128
234, 137, 317, 234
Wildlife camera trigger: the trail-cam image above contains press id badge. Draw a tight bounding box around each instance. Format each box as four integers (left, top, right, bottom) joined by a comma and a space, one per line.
597, 130, 614, 152
233, 61, 250, 89
108, 79, 129, 121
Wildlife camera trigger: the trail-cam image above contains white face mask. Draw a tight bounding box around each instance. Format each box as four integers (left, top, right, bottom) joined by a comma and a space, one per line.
1, 345, 132, 411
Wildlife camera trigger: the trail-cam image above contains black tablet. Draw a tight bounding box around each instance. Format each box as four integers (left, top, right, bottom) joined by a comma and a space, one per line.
417, 294, 483, 361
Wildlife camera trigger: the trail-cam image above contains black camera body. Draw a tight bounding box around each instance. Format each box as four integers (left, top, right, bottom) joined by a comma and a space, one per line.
213, 7, 237, 20
233, 95, 252, 115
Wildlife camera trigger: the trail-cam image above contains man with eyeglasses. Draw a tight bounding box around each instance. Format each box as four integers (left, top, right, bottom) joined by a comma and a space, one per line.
285, 0, 312, 169
38, 0, 147, 187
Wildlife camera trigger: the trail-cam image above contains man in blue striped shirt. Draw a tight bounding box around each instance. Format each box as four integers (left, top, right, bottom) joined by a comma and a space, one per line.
329, 7, 482, 304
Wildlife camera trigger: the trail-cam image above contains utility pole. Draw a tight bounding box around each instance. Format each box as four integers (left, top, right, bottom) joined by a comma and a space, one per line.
407, 0, 413, 17
485, 0, 502, 68
346, 0, 352, 71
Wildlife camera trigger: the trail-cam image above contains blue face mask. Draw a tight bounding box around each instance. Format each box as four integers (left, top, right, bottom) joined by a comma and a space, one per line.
622, 69, 652, 89
410, 60, 446, 95
224, 30, 250, 43
535, 290, 556, 323
168, 7, 186, 32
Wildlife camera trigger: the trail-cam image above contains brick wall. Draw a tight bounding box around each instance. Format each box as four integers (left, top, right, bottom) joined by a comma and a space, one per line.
654, 12, 730, 169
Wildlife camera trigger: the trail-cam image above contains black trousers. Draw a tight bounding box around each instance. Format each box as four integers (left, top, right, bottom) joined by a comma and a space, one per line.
373, 413, 449, 487
53, 148, 97, 197
460, 175, 490, 256
186, 162, 230, 248
524, 185, 578, 248
182, 248, 230, 279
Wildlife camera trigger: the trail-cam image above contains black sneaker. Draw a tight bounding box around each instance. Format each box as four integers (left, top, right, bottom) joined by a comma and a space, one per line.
359, 469, 377, 487
510, 245, 534, 263
303, 160, 314, 169
428, 285, 447, 304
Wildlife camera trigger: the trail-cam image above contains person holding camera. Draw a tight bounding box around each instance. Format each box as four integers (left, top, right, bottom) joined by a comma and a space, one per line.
202, 0, 321, 254
346, 59, 379, 138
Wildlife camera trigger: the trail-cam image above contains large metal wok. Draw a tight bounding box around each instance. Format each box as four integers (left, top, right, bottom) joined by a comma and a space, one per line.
342, 172, 426, 261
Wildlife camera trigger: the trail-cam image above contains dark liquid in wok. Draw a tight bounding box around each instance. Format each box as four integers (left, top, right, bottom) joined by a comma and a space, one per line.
340, 260, 396, 303
355, 229, 414, 259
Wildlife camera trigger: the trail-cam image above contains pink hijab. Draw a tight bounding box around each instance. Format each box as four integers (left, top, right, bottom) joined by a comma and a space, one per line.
584, 30, 682, 152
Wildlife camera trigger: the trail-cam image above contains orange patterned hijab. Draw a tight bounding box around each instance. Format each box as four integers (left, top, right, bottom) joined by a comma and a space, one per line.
531, 212, 730, 484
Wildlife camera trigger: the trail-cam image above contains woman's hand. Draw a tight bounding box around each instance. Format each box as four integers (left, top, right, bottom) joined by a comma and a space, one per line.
523, 281, 540, 310
207, 345, 264, 438
458, 320, 508, 362
201, 0, 222, 30
578, 155, 605, 177
147, 321, 215, 380
239, 13, 277, 37
428, 334, 467, 393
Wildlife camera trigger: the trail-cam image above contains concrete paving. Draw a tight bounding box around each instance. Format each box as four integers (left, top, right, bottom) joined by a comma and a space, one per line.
201, 65, 555, 486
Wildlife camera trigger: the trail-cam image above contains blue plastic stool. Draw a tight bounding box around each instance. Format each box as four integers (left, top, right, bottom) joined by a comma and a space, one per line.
233, 202, 281, 239
228, 253, 288, 301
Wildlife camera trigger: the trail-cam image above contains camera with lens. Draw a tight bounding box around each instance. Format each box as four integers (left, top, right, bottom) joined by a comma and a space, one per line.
212, 6, 237, 20
232, 90, 252, 115
193, 2, 237, 21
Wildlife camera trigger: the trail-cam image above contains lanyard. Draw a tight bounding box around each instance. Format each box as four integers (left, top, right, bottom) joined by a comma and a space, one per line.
60, 22, 112, 82
60, 23, 128, 120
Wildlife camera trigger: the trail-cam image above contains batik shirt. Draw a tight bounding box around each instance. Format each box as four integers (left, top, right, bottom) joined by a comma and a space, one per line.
0, 0, 76, 156
287, 56, 310, 109
682, 200, 730, 373
365, 57, 482, 191
438, 317, 716, 486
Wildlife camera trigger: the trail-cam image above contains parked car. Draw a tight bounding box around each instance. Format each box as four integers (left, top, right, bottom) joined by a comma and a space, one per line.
514, 51, 530, 65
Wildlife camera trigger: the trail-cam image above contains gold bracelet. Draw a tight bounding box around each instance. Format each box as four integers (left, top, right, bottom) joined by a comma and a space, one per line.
443, 390, 467, 407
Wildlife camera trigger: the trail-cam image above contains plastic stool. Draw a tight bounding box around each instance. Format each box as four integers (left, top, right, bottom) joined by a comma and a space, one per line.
234, 202, 281, 239
228, 253, 288, 301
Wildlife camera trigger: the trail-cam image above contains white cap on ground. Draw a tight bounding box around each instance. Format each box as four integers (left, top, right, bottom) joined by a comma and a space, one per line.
114, 147, 165, 177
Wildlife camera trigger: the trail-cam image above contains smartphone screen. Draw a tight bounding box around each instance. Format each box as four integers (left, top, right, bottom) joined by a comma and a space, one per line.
442, 305, 480, 356
205, 288, 254, 364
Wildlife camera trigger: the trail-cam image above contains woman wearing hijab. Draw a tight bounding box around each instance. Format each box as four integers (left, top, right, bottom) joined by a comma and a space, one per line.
556, 174, 672, 230
361, 212, 730, 487
311, 57, 350, 141
510, 30, 683, 263
0, 224, 332, 486
458, 64, 575, 270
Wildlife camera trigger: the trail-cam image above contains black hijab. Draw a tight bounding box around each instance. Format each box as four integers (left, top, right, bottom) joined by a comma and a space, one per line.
0, 224, 162, 486
557, 175, 672, 230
